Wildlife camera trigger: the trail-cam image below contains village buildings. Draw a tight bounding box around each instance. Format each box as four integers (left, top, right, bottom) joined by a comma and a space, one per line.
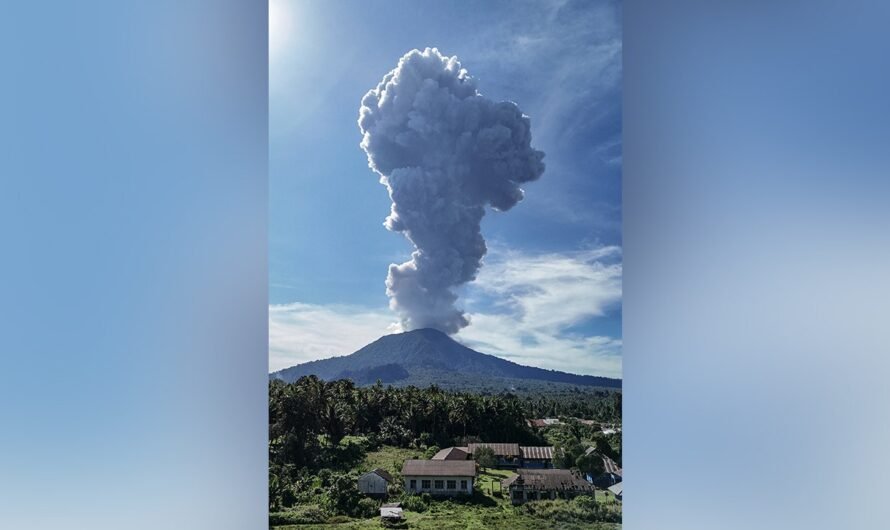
401, 459, 476, 496
502, 469, 596, 504
357, 468, 393, 497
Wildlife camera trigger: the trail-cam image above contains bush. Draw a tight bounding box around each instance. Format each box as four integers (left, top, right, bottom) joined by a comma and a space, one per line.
269, 505, 326, 525
423, 445, 440, 459
354, 497, 380, 518
400, 493, 429, 513
521, 496, 621, 524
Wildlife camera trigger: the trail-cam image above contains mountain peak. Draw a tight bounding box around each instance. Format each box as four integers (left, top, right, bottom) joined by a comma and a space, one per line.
271, 330, 621, 391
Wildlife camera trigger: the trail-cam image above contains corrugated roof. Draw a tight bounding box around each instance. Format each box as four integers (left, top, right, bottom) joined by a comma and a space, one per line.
432, 447, 469, 460
602, 455, 622, 476
583, 449, 623, 476
608, 482, 623, 496
401, 459, 476, 477
520, 446, 555, 460
380, 506, 403, 518
467, 443, 521, 457
501, 469, 595, 492
373, 468, 394, 482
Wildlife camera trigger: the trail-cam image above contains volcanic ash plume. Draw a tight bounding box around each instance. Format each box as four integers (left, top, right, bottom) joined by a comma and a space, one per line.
358, 48, 545, 334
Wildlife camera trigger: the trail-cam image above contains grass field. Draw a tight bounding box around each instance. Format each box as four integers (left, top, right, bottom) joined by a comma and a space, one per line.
358, 445, 426, 477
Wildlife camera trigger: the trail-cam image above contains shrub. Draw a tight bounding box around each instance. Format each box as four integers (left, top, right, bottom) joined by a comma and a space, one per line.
269, 505, 326, 525
400, 493, 429, 513
354, 497, 380, 518
423, 445, 441, 459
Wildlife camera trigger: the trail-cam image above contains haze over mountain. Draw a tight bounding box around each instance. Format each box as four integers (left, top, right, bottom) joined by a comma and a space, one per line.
270, 328, 621, 392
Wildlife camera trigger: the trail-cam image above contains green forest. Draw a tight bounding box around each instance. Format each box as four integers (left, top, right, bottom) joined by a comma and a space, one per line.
269, 376, 622, 528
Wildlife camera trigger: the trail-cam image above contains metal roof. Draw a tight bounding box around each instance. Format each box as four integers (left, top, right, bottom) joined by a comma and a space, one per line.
583, 449, 623, 476
602, 455, 622, 476
467, 443, 521, 457
361, 468, 394, 482
501, 469, 595, 492
520, 446, 555, 460
431, 447, 469, 460
608, 482, 623, 496
380, 506, 403, 519
401, 459, 476, 477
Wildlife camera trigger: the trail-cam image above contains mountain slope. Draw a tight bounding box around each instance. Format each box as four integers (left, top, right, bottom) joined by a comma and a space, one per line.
270, 328, 621, 391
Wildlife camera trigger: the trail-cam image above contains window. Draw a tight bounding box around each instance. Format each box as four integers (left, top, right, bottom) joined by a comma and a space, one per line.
410, 480, 416, 490
434, 480, 444, 489
446, 480, 456, 490
460, 480, 467, 490
421, 480, 431, 489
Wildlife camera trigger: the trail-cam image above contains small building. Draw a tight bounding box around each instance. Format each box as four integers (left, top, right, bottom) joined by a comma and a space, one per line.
502, 469, 595, 505
608, 481, 623, 501
358, 468, 393, 497
380, 502, 404, 522
402, 459, 475, 496
431, 446, 469, 460
468, 443, 522, 469
520, 446, 556, 469
527, 418, 562, 428
583, 448, 622, 487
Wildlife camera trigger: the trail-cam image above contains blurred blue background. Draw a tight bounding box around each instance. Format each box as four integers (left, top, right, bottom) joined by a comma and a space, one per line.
1, 1, 889, 528
624, 0, 890, 528
0, 1, 267, 528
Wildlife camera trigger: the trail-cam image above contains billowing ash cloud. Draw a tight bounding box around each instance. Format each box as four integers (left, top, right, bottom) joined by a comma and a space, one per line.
358, 48, 545, 334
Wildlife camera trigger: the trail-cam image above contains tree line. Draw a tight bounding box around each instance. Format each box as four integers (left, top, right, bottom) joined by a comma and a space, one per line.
270, 376, 542, 470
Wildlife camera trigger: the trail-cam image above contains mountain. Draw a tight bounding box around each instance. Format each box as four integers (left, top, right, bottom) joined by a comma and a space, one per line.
270, 328, 621, 392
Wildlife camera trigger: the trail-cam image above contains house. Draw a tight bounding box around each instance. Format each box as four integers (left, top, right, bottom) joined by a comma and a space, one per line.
519, 446, 556, 469
357, 468, 393, 497
380, 502, 404, 522
583, 448, 622, 487
402, 459, 475, 496
608, 481, 623, 501
467, 443, 522, 468
431, 446, 469, 460
527, 418, 561, 428
502, 469, 595, 505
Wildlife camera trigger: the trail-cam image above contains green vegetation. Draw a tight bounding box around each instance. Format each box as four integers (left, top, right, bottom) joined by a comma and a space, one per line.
269, 376, 621, 527
473, 446, 497, 471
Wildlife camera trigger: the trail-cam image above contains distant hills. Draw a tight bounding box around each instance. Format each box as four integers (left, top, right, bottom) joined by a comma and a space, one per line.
270, 328, 621, 392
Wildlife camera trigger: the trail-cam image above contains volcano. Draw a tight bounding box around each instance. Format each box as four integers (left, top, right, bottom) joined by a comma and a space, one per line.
270, 328, 620, 392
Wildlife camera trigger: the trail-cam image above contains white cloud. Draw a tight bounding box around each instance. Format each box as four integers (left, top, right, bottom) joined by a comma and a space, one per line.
457, 245, 622, 377
269, 246, 622, 378
268, 302, 397, 372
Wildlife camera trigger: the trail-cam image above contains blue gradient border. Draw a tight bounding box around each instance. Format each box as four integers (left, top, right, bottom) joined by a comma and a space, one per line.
0, 1, 268, 527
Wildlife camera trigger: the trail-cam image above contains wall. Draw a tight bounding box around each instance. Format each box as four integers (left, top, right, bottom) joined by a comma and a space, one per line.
403, 475, 473, 496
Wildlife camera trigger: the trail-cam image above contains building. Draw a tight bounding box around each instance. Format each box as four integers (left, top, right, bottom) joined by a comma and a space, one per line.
357, 468, 393, 497
467, 443, 522, 468
608, 481, 623, 501
520, 446, 556, 468
431, 446, 469, 460
527, 418, 562, 428
380, 502, 404, 522
502, 469, 595, 505
583, 448, 622, 487
402, 459, 475, 496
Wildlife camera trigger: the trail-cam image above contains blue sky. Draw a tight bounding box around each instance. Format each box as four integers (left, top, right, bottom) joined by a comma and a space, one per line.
269, 0, 622, 376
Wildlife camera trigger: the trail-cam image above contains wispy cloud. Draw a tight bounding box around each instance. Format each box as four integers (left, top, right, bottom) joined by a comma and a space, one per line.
458, 245, 622, 377
269, 246, 622, 378
467, 0, 622, 149
268, 303, 397, 372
